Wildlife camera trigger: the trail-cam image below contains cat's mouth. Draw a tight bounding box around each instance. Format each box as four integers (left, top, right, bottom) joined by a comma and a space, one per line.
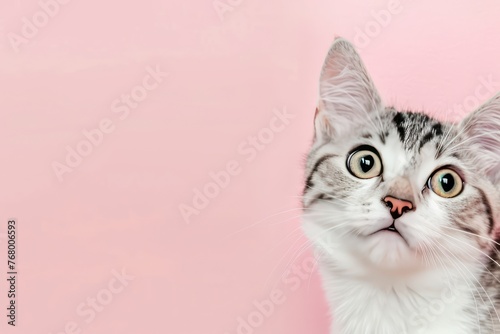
371, 221, 409, 245
383, 222, 399, 233
370, 221, 399, 235
371, 221, 406, 238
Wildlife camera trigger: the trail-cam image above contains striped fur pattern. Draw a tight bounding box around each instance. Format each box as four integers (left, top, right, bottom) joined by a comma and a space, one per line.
302, 38, 500, 334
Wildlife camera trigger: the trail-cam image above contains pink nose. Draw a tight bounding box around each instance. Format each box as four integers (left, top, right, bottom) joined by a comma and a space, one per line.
383, 196, 414, 219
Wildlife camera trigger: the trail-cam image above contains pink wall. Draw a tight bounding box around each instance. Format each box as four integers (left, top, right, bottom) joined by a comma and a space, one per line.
1, 0, 499, 333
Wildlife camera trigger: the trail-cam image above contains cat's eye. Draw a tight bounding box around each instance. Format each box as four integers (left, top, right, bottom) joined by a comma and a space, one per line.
346, 145, 383, 179
427, 168, 464, 198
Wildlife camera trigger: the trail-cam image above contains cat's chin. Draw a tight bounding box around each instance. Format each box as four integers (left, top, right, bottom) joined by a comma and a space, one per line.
354, 230, 419, 272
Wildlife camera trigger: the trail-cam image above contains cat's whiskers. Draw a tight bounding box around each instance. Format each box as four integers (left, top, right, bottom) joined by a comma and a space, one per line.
425, 237, 484, 333
225, 202, 354, 239
225, 207, 305, 238
266, 218, 353, 290
305, 248, 324, 292
293, 193, 360, 208
424, 225, 500, 329
302, 183, 362, 207
419, 233, 441, 269
265, 210, 360, 261
435, 227, 500, 272
441, 225, 500, 248
429, 227, 500, 288
410, 233, 480, 331
414, 234, 432, 268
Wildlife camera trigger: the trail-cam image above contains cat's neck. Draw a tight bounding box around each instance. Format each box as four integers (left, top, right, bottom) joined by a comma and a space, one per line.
318, 251, 484, 334
320, 262, 479, 334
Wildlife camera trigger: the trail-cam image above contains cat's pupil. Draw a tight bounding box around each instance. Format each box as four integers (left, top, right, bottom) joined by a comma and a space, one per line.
360, 155, 374, 173
440, 173, 455, 192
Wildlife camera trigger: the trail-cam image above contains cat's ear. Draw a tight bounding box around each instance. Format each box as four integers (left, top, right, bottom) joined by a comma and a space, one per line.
459, 93, 500, 184
314, 37, 382, 143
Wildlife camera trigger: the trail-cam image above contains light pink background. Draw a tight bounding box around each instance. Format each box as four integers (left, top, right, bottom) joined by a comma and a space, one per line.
1, 0, 499, 333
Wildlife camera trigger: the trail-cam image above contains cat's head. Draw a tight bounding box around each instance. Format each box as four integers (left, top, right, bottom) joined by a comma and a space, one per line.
302, 38, 500, 273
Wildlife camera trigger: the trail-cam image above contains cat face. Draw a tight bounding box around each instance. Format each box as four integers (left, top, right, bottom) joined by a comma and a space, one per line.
302, 38, 500, 272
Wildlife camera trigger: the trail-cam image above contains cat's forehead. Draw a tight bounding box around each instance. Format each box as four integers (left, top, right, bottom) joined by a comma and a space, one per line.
359, 109, 451, 156
381, 109, 446, 152
358, 109, 457, 178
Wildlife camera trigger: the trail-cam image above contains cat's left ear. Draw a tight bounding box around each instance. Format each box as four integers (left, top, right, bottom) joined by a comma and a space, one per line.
459, 93, 500, 184
315, 38, 383, 144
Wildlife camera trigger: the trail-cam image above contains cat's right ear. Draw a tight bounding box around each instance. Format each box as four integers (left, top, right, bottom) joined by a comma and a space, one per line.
459, 93, 500, 185
315, 38, 382, 144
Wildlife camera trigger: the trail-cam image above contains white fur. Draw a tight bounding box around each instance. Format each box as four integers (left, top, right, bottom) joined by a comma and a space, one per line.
303, 209, 487, 334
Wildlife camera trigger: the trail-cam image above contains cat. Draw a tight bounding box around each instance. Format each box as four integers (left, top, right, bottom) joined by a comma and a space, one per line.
301, 37, 500, 334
